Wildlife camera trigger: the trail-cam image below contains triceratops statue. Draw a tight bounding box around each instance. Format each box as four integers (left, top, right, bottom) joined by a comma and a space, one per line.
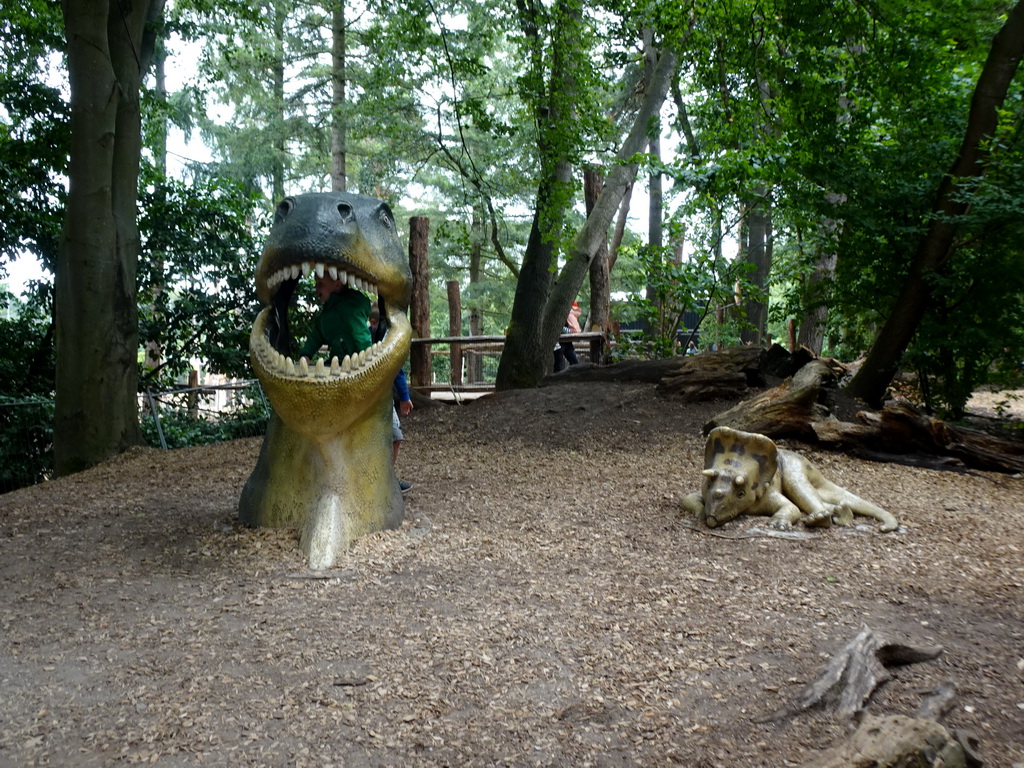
681, 426, 898, 533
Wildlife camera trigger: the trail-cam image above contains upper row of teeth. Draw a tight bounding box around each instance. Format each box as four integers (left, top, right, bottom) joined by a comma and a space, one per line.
266, 341, 386, 379
266, 262, 377, 294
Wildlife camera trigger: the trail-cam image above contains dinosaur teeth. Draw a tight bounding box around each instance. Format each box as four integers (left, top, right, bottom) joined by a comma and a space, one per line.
330, 356, 341, 376
314, 357, 327, 378
265, 262, 380, 296
342, 354, 352, 372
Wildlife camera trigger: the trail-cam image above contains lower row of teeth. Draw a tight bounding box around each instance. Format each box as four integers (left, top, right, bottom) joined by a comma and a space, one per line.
267, 341, 385, 378
267, 262, 376, 294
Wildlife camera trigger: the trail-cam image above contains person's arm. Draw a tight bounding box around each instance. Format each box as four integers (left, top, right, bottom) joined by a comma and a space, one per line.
297, 315, 324, 360
394, 368, 413, 415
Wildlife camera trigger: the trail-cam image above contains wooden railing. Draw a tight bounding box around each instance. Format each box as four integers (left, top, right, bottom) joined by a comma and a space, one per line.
408, 332, 606, 391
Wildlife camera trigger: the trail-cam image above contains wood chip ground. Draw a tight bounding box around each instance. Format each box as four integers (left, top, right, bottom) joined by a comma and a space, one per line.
1, 382, 1022, 767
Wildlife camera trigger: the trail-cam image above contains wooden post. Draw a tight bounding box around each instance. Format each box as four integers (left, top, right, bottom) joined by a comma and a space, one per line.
408, 217, 430, 387
187, 369, 199, 417
447, 280, 463, 386
788, 318, 797, 352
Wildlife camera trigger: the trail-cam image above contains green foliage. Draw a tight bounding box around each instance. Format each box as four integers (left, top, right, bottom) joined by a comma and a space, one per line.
0, 272, 54, 491
903, 223, 1024, 419
0, 396, 53, 492
616, 236, 758, 359
137, 165, 267, 385
140, 384, 269, 449
659, 0, 1024, 413
0, 0, 67, 275
0, 281, 54, 398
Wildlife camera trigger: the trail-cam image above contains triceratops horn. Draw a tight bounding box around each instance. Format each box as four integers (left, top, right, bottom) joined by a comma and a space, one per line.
733, 474, 746, 486
702, 469, 718, 478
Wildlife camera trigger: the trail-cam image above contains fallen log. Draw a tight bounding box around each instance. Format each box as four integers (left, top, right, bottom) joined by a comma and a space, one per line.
549, 345, 765, 389
656, 369, 749, 401
704, 358, 1024, 474
702, 359, 840, 440
866, 400, 1024, 473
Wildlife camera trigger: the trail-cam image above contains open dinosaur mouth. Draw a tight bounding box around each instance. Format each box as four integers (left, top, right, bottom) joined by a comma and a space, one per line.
252, 259, 389, 379
251, 259, 410, 387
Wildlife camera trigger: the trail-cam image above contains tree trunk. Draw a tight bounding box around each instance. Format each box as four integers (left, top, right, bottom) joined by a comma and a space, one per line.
643, 29, 664, 337
740, 191, 771, 346
847, 0, 1024, 405
584, 167, 610, 333
271, 2, 287, 201
495, 44, 677, 389
447, 280, 462, 386
56, 0, 164, 475
467, 206, 484, 382
494, 0, 581, 388
408, 217, 431, 387
330, 1, 347, 192
796, 247, 836, 355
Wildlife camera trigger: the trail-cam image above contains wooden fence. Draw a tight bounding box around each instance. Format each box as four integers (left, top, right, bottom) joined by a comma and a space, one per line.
408, 332, 606, 393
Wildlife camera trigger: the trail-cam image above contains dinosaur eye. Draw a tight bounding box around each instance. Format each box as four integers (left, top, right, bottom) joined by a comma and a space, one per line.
735, 490, 745, 498
274, 197, 295, 224
378, 205, 394, 230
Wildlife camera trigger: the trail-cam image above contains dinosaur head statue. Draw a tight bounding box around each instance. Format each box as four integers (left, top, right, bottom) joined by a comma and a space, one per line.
240, 192, 413, 569
249, 193, 412, 437
699, 426, 777, 528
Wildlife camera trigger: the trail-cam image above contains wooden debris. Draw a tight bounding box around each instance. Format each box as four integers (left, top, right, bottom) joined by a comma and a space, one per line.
551, 345, 765, 392
657, 369, 749, 401
703, 359, 839, 439
703, 354, 1024, 473
760, 624, 943, 720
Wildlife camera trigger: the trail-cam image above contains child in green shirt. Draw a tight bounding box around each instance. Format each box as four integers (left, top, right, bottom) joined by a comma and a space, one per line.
298, 273, 371, 362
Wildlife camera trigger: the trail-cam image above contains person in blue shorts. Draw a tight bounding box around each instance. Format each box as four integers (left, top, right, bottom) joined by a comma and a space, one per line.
369, 304, 413, 494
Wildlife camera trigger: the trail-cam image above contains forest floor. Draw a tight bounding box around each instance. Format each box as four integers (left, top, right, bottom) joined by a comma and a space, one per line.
1, 381, 1022, 768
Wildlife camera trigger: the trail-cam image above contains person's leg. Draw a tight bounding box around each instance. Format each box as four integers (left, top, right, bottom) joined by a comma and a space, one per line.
563, 341, 578, 366
391, 406, 411, 492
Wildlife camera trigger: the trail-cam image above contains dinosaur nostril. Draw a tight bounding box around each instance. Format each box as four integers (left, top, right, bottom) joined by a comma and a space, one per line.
337, 202, 354, 222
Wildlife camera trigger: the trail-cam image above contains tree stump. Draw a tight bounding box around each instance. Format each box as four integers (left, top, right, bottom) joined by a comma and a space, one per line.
761, 624, 943, 720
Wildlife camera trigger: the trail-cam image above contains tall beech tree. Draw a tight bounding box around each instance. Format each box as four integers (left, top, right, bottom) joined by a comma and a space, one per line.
56, 0, 165, 475
495, 0, 677, 389
846, 0, 1024, 405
